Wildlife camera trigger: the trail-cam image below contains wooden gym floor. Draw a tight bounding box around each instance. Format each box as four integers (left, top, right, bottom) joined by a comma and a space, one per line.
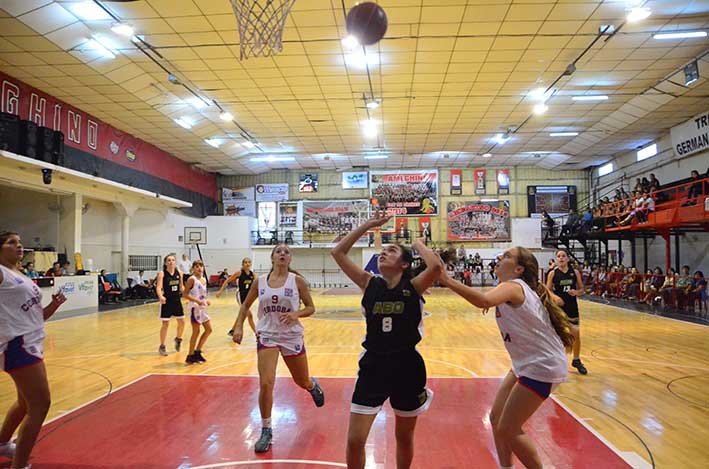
1, 289, 707, 468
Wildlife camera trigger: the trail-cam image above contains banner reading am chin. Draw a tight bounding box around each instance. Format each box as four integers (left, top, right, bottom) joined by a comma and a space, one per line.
447, 200, 511, 242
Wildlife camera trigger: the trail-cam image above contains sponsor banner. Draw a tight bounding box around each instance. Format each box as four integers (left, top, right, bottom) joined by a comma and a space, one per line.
671, 110, 709, 158
342, 171, 368, 189
255, 183, 289, 202
222, 187, 256, 217
370, 170, 438, 216
302, 200, 369, 244
279, 202, 299, 227
497, 169, 510, 195
450, 169, 462, 195
447, 200, 511, 241
474, 169, 486, 195
299, 173, 318, 193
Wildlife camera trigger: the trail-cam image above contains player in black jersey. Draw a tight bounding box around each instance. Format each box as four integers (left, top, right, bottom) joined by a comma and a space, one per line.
156, 254, 185, 356
216, 257, 257, 336
546, 250, 588, 374
332, 211, 441, 469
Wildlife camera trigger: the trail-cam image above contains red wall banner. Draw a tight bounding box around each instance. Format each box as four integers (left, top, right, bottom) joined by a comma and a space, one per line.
0, 71, 216, 199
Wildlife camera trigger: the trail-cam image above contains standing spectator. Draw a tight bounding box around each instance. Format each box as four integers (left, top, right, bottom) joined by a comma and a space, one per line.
178, 254, 192, 283
683, 170, 703, 206
633, 178, 643, 193
45, 262, 61, 277
541, 210, 555, 239
648, 173, 660, 192
457, 245, 466, 261
690, 271, 707, 309
580, 207, 593, 233
561, 209, 579, 236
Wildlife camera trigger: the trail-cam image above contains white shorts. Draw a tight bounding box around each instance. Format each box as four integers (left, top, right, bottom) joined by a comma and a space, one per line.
190, 307, 211, 325
257, 334, 305, 357
0, 329, 45, 372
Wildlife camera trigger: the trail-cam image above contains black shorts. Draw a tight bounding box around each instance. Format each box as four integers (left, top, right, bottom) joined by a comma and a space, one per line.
351, 349, 433, 416
238, 290, 249, 304
160, 300, 184, 320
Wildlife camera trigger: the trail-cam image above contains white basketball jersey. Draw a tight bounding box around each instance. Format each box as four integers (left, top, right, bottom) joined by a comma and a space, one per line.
495, 279, 568, 383
187, 275, 207, 313
257, 272, 304, 339
0, 264, 45, 343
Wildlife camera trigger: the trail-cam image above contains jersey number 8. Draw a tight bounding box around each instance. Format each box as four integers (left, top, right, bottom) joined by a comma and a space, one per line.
382, 317, 392, 332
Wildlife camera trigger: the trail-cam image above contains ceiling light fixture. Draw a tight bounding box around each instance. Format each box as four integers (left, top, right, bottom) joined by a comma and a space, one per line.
653, 31, 707, 40
572, 95, 608, 101
219, 111, 234, 121
188, 97, 208, 109
83, 38, 115, 59
111, 23, 135, 37
482, 153, 492, 157
550, 132, 579, 137
362, 120, 378, 138
342, 35, 360, 50
205, 138, 223, 148
250, 156, 295, 163
366, 100, 379, 109
174, 117, 193, 129
626, 7, 651, 22
533, 103, 548, 115
68, 1, 111, 21
492, 133, 509, 145
242, 140, 256, 149
364, 154, 388, 160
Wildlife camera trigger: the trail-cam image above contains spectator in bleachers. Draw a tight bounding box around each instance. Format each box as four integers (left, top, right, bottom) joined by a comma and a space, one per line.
581, 260, 592, 285
594, 265, 607, 296
619, 191, 646, 226
676, 265, 693, 308
130, 270, 156, 298
613, 189, 622, 202
624, 267, 640, 299
683, 170, 703, 206
642, 267, 664, 304
659, 268, 676, 307
23, 261, 40, 279
690, 271, 707, 308
620, 188, 630, 200
541, 210, 555, 239
561, 209, 580, 236
60, 261, 71, 276
633, 178, 643, 192
45, 262, 61, 277
648, 173, 660, 192
580, 207, 593, 233
640, 177, 650, 191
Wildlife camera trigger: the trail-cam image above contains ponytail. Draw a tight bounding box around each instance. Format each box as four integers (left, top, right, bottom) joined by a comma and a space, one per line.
516, 247, 575, 350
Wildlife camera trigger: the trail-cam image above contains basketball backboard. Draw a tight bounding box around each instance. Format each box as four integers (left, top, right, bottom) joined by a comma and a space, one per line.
184, 227, 207, 245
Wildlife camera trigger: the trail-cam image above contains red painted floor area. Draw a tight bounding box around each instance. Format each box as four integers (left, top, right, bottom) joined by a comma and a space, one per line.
25, 375, 632, 468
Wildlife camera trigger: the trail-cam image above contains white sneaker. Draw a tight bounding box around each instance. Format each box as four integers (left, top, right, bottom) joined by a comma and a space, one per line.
0, 440, 15, 458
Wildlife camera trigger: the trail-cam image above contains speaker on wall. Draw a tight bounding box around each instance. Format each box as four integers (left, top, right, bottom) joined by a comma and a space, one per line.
19, 120, 38, 158
0, 112, 20, 154
36, 126, 54, 163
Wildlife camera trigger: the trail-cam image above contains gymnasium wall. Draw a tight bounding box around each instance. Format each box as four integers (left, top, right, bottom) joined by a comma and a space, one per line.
218, 166, 589, 247
0, 185, 60, 249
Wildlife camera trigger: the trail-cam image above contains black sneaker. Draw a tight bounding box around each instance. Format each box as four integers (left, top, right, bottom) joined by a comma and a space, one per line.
194, 350, 206, 363
308, 377, 325, 407
158, 345, 168, 356
174, 337, 182, 352
185, 353, 198, 365
572, 358, 588, 375
254, 427, 272, 453
227, 329, 234, 337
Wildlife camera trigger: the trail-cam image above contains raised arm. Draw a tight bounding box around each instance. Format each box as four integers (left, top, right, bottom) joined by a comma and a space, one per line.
232, 277, 260, 344
216, 271, 240, 297
439, 268, 524, 311
331, 211, 390, 290
410, 238, 443, 295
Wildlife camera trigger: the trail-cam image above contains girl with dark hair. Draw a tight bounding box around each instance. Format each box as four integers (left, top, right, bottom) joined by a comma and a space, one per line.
331, 212, 442, 469
183, 260, 212, 364
439, 246, 573, 469
156, 253, 185, 356
0, 232, 67, 469
216, 257, 256, 336
232, 243, 324, 453
546, 250, 587, 375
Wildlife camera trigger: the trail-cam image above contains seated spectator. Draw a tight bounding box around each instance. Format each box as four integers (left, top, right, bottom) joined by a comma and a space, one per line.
218, 268, 229, 286
682, 170, 703, 206
640, 177, 650, 191
690, 271, 707, 308
581, 260, 592, 285
620, 188, 630, 200
98, 269, 122, 303
633, 178, 643, 193
130, 270, 156, 298
580, 207, 593, 233
463, 269, 472, 286
641, 267, 664, 304
613, 189, 622, 202
594, 265, 608, 296
619, 192, 646, 226
24, 261, 40, 279
648, 173, 660, 192
591, 207, 604, 231
60, 261, 71, 276
624, 267, 641, 299
45, 261, 62, 277
561, 209, 580, 236
472, 252, 482, 268
676, 265, 693, 308
659, 268, 676, 307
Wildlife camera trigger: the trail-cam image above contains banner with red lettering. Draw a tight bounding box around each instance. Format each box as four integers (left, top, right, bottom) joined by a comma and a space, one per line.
0, 71, 216, 199
450, 169, 462, 195
447, 200, 511, 241
497, 169, 510, 195
369, 170, 438, 216
474, 169, 486, 195
302, 200, 370, 245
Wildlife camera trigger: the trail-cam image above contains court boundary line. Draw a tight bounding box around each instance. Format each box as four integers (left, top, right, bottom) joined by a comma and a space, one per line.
550, 395, 652, 469
190, 459, 347, 468
578, 298, 708, 328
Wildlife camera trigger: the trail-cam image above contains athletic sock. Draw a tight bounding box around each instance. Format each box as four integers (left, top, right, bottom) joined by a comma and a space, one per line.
262, 417, 272, 429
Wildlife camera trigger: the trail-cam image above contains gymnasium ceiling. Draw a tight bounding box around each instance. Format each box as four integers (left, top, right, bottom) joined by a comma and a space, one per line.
0, 0, 708, 175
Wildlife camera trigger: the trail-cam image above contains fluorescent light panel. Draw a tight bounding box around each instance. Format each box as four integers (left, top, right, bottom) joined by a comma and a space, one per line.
250, 156, 295, 162
550, 132, 579, 137
111, 23, 134, 37
364, 154, 388, 160
68, 1, 111, 21
572, 95, 608, 101
654, 31, 707, 40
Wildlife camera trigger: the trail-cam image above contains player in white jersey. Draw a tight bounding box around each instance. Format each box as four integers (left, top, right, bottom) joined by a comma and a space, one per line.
232, 243, 324, 453
183, 260, 212, 365
439, 246, 574, 469
0, 232, 67, 469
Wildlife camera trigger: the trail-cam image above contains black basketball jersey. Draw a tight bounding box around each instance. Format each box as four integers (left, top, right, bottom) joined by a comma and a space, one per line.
163, 268, 181, 301
361, 276, 424, 353
552, 267, 579, 316
238, 269, 254, 301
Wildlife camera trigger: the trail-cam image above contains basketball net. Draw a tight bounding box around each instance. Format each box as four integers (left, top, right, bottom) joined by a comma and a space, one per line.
230, 0, 297, 59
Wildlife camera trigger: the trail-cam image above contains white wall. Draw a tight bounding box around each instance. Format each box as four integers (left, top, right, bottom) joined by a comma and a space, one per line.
0, 185, 60, 249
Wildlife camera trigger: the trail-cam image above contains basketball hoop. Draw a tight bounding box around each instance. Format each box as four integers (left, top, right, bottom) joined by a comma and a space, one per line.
229, 0, 297, 59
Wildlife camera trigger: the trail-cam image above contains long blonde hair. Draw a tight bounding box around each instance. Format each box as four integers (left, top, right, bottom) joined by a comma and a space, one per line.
516, 247, 575, 349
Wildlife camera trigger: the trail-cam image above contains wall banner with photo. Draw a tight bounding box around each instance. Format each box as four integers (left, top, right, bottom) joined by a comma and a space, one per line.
474, 169, 486, 195
497, 169, 510, 195
447, 200, 511, 241
222, 187, 256, 217
302, 200, 370, 245
370, 170, 438, 216
278, 202, 300, 227
450, 169, 462, 195
255, 183, 289, 202
342, 171, 368, 189
299, 173, 318, 193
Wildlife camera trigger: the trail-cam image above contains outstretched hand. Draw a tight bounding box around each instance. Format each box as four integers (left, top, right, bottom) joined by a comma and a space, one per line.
366, 210, 391, 228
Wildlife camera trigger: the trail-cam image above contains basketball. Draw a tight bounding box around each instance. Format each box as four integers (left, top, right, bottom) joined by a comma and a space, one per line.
346, 2, 388, 46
